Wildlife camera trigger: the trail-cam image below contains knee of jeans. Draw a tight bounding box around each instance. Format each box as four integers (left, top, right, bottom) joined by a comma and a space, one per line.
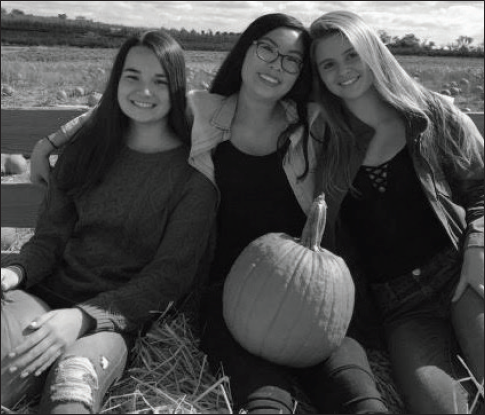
49, 355, 99, 412
243, 385, 294, 414
326, 337, 373, 375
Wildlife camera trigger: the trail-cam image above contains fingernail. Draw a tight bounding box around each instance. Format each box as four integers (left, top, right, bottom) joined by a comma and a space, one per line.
30, 322, 37, 328
8, 352, 16, 358
9, 366, 17, 373
20, 371, 29, 378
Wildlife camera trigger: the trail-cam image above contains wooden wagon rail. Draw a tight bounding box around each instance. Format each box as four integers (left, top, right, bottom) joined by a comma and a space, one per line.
1, 108, 484, 258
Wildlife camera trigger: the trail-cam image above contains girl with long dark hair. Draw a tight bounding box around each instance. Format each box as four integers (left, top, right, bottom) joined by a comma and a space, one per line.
1, 30, 217, 413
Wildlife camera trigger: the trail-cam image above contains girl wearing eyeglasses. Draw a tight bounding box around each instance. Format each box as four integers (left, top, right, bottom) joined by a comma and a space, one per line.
28, 14, 389, 414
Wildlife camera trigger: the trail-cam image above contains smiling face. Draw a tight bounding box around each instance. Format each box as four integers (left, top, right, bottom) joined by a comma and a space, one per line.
241, 27, 305, 102
314, 33, 374, 104
117, 46, 171, 126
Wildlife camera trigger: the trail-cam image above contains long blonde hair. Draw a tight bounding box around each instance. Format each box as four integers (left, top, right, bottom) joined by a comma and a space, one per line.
309, 10, 480, 196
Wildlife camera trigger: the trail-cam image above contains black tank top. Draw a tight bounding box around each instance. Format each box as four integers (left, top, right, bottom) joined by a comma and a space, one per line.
340, 146, 449, 282
208, 140, 307, 285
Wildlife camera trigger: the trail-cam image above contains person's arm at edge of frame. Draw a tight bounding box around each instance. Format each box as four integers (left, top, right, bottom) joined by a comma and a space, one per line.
446, 109, 484, 302
30, 107, 94, 187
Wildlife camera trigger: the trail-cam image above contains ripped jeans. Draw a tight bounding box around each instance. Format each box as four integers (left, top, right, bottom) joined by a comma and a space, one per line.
1, 290, 131, 414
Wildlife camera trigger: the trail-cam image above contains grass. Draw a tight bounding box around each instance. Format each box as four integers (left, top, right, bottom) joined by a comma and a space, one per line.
1, 47, 484, 111
399, 55, 484, 111
1, 48, 223, 108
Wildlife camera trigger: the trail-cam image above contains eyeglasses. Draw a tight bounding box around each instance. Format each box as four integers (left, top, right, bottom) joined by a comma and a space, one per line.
252, 41, 303, 75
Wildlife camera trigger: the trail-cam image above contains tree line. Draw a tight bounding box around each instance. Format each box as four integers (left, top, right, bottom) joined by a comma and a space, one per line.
1, 9, 239, 50
1, 8, 483, 57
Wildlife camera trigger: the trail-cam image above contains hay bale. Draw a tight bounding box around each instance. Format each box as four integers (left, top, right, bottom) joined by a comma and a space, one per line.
3, 306, 407, 414
1, 228, 18, 251
101, 306, 232, 414
1, 155, 28, 176
367, 348, 407, 413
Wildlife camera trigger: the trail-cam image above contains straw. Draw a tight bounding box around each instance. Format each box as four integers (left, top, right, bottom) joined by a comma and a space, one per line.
99, 309, 233, 414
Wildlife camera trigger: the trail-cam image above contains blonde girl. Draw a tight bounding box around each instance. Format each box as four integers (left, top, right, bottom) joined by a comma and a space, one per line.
310, 10, 483, 414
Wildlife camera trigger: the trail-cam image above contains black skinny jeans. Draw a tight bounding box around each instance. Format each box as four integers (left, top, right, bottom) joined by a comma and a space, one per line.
199, 290, 389, 414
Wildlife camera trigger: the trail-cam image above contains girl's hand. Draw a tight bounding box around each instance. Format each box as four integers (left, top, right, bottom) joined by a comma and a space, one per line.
30, 137, 55, 188
1, 267, 22, 292
452, 247, 484, 302
7, 308, 92, 378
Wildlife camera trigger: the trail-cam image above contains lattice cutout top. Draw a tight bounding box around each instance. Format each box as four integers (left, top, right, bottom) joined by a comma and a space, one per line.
363, 162, 389, 193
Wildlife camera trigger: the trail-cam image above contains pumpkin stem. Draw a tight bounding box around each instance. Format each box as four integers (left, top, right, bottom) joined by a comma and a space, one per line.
300, 194, 327, 251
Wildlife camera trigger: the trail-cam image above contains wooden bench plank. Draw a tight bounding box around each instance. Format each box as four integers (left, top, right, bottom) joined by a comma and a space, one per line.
1, 109, 483, 231
0, 109, 483, 156
1, 109, 483, 155
1, 108, 87, 155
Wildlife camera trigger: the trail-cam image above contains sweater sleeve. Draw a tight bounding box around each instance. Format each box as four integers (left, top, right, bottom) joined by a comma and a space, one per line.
77, 171, 218, 333
2, 167, 78, 286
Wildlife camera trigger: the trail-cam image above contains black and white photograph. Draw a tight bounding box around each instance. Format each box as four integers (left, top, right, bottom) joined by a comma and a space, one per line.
1, 1, 483, 413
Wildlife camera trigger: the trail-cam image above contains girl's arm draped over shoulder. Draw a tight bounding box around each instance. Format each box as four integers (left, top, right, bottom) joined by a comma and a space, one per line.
77, 172, 218, 333
30, 108, 94, 186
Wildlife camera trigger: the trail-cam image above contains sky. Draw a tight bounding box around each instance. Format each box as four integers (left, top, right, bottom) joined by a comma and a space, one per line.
2, 1, 484, 47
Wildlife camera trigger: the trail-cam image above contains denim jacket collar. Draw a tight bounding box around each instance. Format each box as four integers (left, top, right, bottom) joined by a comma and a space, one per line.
209, 93, 237, 131
188, 90, 322, 215
209, 93, 300, 137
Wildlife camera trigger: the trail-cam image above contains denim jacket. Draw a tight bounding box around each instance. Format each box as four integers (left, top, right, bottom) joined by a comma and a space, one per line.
325, 108, 484, 255
187, 90, 323, 213
48, 91, 323, 214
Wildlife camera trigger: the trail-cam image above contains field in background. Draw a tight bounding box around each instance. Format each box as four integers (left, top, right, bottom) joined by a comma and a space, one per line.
2, 46, 484, 111
1, 47, 484, 414
1, 47, 225, 108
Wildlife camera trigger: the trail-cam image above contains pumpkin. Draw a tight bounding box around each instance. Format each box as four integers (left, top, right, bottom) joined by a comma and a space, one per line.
1, 228, 18, 251
1, 290, 51, 408
223, 194, 355, 368
1, 154, 28, 176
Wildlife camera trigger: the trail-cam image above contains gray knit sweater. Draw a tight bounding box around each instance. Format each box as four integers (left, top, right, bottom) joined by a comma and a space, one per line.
3, 145, 217, 333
